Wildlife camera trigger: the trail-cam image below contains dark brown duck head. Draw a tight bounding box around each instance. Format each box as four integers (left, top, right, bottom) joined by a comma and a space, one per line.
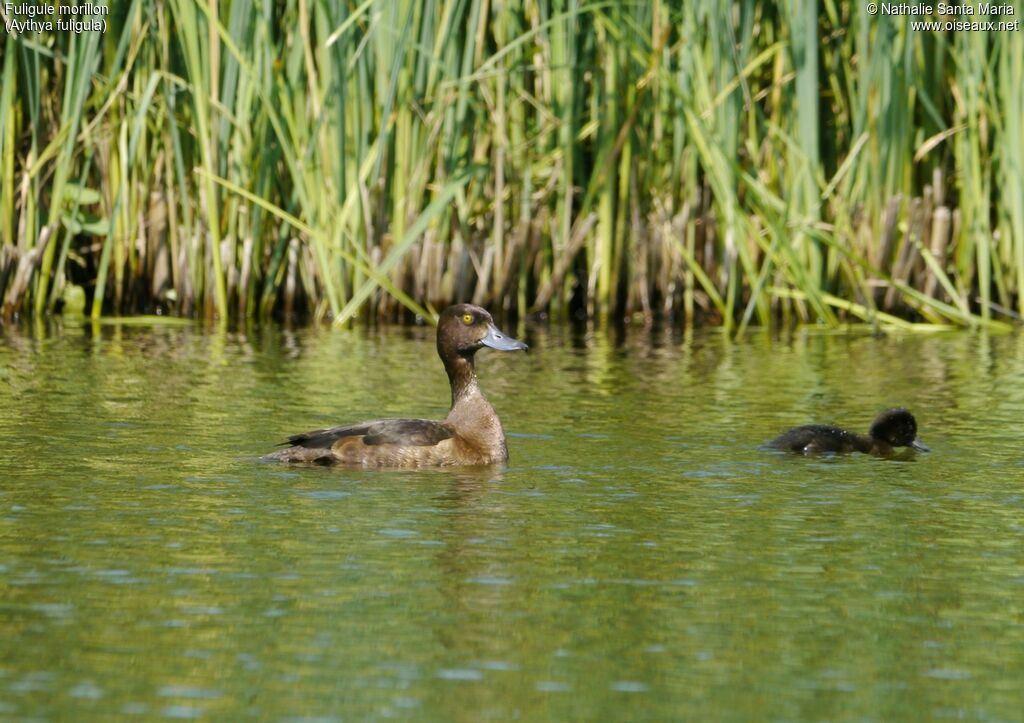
868, 408, 929, 452
436, 304, 527, 402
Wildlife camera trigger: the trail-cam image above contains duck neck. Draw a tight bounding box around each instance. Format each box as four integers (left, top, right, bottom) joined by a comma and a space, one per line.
442, 352, 507, 462
853, 433, 878, 454
445, 353, 483, 409
865, 436, 893, 455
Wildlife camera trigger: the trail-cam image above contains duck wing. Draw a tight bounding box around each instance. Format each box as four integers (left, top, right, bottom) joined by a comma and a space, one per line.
284, 419, 455, 449
766, 424, 855, 454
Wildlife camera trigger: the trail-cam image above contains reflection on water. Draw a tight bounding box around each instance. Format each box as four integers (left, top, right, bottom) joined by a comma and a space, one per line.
2, 319, 1024, 720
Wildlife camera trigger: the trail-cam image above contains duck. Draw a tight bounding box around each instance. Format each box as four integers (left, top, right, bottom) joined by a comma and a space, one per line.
764, 408, 930, 455
262, 304, 528, 466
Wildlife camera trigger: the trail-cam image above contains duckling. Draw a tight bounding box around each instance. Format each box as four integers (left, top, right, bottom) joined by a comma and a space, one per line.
765, 408, 929, 455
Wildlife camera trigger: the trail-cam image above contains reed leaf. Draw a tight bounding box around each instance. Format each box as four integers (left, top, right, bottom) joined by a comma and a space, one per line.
0, 1, 1019, 331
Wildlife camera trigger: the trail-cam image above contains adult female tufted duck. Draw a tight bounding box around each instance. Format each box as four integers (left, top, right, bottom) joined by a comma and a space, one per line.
765, 408, 930, 456
263, 304, 528, 466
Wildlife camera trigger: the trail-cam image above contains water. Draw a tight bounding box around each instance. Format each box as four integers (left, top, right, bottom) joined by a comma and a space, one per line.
2, 319, 1024, 720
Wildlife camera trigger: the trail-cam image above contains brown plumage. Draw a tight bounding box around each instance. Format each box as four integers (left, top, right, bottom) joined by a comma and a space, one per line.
262, 304, 528, 467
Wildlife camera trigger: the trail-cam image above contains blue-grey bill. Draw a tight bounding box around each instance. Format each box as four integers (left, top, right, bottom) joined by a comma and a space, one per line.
481, 324, 528, 352
911, 438, 930, 452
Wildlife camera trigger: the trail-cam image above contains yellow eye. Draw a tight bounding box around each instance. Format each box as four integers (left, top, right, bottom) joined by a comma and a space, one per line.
462, 313, 474, 325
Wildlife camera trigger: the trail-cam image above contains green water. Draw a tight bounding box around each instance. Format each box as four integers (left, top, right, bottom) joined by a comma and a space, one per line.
2, 320, 1024, 721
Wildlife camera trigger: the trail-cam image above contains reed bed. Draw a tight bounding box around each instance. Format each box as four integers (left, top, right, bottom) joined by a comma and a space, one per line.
1, 1, 1021, 332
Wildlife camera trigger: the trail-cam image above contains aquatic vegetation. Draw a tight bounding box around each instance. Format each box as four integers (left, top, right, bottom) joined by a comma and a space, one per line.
1, 1, 1021, 332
